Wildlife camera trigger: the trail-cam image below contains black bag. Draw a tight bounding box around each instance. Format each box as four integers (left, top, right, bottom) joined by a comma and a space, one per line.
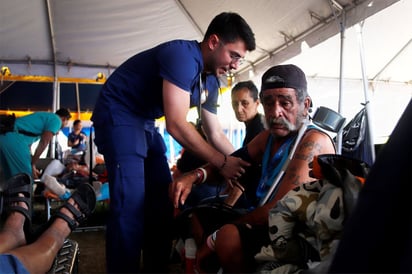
340, 106, 374, 166
341, 108, 367, 153
0, 113, 16, 134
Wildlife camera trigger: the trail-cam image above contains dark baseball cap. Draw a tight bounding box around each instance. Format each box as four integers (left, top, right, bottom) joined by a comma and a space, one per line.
260, 64, 307, 93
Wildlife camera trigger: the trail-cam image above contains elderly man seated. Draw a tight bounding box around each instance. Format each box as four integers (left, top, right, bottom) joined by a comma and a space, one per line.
170, 64, 336, 273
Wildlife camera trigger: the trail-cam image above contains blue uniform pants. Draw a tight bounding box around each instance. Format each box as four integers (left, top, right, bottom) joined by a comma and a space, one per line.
94, 121, 173, 273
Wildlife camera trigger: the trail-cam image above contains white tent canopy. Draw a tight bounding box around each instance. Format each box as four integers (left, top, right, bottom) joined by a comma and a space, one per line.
0, 0, 403, 81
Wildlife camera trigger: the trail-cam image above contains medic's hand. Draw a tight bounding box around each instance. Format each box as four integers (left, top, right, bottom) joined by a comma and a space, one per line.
169, 171, 198, 208
218, 155, 250, 182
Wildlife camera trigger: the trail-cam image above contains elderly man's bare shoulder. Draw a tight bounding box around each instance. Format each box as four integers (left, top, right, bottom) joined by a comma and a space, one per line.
299, 128, 336, 154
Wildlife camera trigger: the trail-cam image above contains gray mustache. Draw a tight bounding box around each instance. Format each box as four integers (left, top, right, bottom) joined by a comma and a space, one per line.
269, 117, 297, 131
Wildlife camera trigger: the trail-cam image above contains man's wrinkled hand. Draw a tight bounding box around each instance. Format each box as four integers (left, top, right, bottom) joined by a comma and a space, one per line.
169, 172, 197, 208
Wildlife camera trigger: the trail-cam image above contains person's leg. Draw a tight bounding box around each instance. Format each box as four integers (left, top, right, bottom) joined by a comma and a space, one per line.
8, 183, 96, 274
191, 212, 206, 246
9, 204, 73, 273
98, 124, 148, 273
215, 224, 247, 273
0, 173, 32, 274
215, 223, 269, 273
0, 173, 32, 253
40, 159, 65, 181
104, 154, 145, 273
0, 195, 27, 253
142, 129, 174, 272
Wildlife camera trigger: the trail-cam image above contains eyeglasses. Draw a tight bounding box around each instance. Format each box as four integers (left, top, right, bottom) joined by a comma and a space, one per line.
219, 41, 244, 65
229, 52, 244, 65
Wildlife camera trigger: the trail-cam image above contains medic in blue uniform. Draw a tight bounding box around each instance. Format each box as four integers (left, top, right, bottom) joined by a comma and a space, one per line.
91, 12, 255, 273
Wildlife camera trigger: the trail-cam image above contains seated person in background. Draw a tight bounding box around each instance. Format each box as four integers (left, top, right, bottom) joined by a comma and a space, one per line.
231, 80, 266, 147
65, 158, 95, 178
0, 109, 71, 181
67, 119, 87, 163
225, 80, 266, 206
170, 64, 336, 273
0, 173, 96, 274
43, 157, 98, 198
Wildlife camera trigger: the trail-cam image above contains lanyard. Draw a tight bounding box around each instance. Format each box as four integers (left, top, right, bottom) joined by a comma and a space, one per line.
255, 134, 295, 199
197, 73, 219, 125
197, 73, 206, 125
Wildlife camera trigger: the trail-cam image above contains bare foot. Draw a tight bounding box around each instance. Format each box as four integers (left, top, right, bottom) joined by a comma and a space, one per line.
48, 197, 81, 239
1, 193, 28, 247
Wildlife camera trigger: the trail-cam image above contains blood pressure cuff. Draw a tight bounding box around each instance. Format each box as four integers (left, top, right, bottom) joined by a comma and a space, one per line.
231, 146, 261, 206
231, 146, 253, 163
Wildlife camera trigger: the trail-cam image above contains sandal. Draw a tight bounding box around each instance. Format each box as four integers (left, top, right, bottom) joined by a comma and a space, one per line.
3, 173, 32, 237
53, 183, 97, 231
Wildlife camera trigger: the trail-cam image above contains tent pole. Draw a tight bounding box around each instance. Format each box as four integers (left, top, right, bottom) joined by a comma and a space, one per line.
46, 0, 59, 159
50, 80, 60, 159
75, 82, 81, 119
356, 22, 376, 163
336, 10, 346, 154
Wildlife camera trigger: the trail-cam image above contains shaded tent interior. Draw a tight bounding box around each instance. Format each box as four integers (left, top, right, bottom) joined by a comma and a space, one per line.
0, 81, 100, 115
0, 81, 186, 161
0, 81, 105, 162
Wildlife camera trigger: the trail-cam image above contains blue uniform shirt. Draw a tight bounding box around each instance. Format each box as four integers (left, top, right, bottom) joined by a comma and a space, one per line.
91, 39, 219, 126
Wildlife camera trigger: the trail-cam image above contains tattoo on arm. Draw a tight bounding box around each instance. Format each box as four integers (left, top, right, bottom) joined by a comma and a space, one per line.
285, 166, 301, 186
286, 140, 323, 186
294, 140, 322, 162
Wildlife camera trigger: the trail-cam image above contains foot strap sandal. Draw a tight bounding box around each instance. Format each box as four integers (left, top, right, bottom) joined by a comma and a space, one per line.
53, 183, 97, 231
4, 173, 32, 218
4, 173, 32, 240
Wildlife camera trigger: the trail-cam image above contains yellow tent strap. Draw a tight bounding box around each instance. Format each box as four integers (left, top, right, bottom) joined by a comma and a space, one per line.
1, 75, 105, 84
